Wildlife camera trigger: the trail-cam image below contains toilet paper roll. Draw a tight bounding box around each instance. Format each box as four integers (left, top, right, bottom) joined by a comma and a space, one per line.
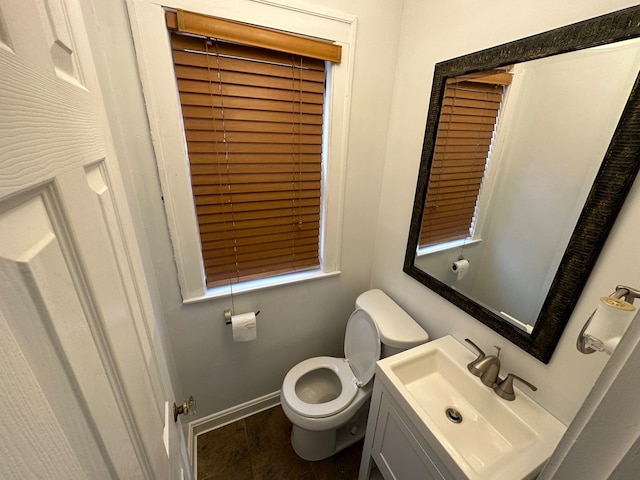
232, 312, 257, 342
451, 258, 470, 281
584, 297, 635, 354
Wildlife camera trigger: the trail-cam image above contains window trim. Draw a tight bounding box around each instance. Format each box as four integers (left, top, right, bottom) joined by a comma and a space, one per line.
126, 0, 356, 301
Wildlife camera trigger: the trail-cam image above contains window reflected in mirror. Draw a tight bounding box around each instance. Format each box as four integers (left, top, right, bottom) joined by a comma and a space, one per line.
420, 68, 511, 250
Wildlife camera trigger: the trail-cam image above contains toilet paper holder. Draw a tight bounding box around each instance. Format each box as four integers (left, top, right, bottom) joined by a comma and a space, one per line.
224, 309, 260, 324
577, 285, 640, 354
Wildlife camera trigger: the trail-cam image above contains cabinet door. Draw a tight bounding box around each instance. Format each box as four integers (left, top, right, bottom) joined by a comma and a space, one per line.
372, 395, 446, 480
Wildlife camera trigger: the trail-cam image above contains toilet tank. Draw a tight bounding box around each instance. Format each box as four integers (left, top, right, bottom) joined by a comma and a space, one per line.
355, 289, 429, 358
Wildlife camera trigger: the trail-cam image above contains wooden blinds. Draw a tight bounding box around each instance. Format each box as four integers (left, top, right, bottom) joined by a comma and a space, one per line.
419, 70, 511, 247
166, 12, 339, 287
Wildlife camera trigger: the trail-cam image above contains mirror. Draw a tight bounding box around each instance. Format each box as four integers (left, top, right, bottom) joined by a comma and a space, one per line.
404, 6, 640, 363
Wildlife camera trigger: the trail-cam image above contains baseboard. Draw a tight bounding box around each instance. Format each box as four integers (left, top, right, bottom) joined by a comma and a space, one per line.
187, 390, 281, 472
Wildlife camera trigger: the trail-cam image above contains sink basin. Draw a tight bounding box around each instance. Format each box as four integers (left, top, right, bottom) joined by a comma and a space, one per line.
375, 335, 566, 480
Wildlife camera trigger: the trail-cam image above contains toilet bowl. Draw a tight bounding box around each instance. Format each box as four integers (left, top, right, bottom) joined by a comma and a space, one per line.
280, 289, 429, 461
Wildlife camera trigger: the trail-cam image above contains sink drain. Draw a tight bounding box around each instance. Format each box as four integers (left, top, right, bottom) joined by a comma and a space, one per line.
445, 407, 463, 424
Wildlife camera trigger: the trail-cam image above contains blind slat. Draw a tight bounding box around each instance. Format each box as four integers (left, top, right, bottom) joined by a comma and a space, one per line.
441, 105, 501, 117
444, 87, 502, 102
200, 218, 320, 233
195, 189, 321, 207
197, 198, 319, 216
442, 97, 501, 109
421, 73, 507, 247
422, 205, 477, 219
189, 153, 321, 165
204, 230, 317, 247
177, 79, 324, 104
420, 229, 469, 243
181, 105, 323, 125
184, 118, 323, 135
187, 142, 322, 154
172, 51, 326, 82
422, 217, 477, 233
174, 66, 325, 93
192, 181, 321, 196
205, 251, 319, 274
185, 130, 322, 145
191, 174, 321, 187
203, 229, 317, 250
205, 240, 319, 263
205, 242, 318, 268
198, 206, 320, 226
432, 153, 490, 162
200, 222, 319, 243
191, 163, 321, 175
435, 137, 493, 147
178, 92, 324, 114
200, 217, 318, 233
435, 130, 494, 140
439, 114, 500, 125
206, 256, 319, 288
426, 190, 481, 201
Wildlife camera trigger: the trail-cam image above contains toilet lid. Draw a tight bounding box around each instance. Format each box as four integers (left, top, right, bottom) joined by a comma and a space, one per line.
344, 309, 380, 385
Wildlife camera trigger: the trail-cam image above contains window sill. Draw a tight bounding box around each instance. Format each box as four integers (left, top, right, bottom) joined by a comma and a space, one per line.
182, 269, 341, 304
416, 238, 482, 257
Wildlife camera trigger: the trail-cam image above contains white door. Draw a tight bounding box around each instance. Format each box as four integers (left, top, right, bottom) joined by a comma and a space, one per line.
0, 1, 189, 479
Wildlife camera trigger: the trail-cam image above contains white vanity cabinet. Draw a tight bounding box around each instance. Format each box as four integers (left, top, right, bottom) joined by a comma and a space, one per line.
359, 378, 460, 480
359, 337, 566, 480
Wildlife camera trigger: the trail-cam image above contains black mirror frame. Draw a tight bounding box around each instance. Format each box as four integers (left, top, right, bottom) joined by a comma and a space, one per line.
404, 6, 640, 363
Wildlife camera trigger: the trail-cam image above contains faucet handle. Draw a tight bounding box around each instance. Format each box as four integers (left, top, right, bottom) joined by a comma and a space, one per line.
494, 373, 537, 401
464, 338, 485, 357
464, 339, 485, 377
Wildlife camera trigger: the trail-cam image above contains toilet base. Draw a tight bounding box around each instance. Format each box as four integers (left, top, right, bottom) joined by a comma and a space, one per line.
289, 401, 370, 461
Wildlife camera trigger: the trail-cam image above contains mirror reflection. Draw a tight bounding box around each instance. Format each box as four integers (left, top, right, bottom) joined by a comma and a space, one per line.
414, 39, 640, 332
404, 6, 640, 363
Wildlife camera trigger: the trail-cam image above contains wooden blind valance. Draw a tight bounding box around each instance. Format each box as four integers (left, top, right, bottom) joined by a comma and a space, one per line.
166, 10, 341, 63
167, 18, 326, 287
419, 71, 512, 247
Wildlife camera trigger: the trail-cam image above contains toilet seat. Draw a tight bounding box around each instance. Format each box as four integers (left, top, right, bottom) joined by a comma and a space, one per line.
282, 357, 358, 418
282, 309, 380, 418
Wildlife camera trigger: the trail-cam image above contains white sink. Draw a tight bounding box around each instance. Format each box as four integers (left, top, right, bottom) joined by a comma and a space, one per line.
375, 335, 566, 480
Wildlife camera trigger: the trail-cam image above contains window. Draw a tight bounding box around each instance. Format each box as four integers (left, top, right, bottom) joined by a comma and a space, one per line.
419, 69, 512, 248
165, 10, 341, 288
126, 2, 354, 300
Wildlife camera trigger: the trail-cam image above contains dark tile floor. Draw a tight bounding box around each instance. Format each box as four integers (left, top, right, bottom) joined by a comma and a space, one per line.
197, 405, 363, 480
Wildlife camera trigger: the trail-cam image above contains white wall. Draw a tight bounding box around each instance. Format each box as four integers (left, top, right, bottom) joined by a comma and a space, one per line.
472, 42, 640, 325
84, 0, 404, 419
372, 0, 640, 424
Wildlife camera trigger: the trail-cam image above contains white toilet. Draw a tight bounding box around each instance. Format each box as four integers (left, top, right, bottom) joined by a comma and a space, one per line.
280, 289, 429, 461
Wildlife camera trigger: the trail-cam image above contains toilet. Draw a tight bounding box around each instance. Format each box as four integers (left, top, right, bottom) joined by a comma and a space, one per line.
280, 289, 429, 461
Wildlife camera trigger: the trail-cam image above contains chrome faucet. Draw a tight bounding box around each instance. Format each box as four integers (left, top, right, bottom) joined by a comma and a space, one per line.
494, 374, 537, 401
465, 338, 538, 400
464, 339, 501, 387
